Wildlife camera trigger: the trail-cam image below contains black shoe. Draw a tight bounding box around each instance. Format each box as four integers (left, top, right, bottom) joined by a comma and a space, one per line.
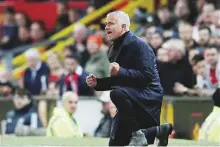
128, 130, 148, 146
157, 123, 173, 146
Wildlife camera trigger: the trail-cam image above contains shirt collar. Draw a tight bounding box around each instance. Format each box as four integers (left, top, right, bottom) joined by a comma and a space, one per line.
31, 61, 42, 71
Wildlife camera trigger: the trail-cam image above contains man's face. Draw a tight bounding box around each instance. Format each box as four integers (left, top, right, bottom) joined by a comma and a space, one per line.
87, 40, 99, 54
27, 57, 38, 68
179, 25, 193, 43
174, 1, 189, 18
167, 49, 182, 62
105, 14, 124, 41
157, 48, 169, 62
149, 33, 163, 50
57, 2, 66, 15
64, 96, 78, 114
204, 48, 218, 66
73, 27, 87, 43
13, 94, 30, 110
4, 12, 14, 23
15, 13, 26, 27
194, 60, 206, 75
198, 29, 210, 46
64, 58, 78, 73
30, 23, 45, 42
157, 9, 170, 24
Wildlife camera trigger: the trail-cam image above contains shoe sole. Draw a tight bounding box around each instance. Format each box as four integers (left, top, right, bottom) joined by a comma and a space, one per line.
158, 123, 173, 147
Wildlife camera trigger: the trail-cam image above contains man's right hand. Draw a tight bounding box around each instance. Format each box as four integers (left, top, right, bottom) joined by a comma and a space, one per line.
86, 74, 97, 88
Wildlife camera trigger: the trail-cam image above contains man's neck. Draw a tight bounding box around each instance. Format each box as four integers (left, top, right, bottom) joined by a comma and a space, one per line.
211, 64, 217, 69
113, 31, 129, 44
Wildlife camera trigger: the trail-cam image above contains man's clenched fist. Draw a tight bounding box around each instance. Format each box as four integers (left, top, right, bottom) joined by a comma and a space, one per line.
86, 74, 97, 87
109, 62, 120, 76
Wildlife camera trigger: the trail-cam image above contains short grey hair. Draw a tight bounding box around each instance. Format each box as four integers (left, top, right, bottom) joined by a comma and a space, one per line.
162, 39, 186, 56
107, 11, 130, 31
25, 48, 41, 60
62, 91, 78, 103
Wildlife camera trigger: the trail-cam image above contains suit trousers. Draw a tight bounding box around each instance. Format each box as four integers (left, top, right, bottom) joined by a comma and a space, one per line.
109, 89, 158, 146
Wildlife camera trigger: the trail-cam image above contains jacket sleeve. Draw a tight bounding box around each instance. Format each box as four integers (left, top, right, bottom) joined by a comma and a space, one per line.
95, 77, 115, 91
94, 76, 139, 91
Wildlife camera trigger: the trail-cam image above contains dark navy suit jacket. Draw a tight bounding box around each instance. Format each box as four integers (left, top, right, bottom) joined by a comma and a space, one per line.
23, 62, 50, 95
95, 32, 163, 126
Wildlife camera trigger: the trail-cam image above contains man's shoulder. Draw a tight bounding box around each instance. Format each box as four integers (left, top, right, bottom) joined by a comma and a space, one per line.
127, 36, 152, 52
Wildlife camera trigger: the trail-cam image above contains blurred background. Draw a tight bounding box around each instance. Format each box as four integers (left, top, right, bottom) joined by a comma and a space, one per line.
0, 0, 220, 143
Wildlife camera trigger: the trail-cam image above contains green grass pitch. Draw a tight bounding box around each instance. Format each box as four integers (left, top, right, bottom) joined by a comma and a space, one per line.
0, 136, 217, 146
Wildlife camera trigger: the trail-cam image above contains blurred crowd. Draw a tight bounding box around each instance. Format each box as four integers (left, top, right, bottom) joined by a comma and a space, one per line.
0, 0, 220, 143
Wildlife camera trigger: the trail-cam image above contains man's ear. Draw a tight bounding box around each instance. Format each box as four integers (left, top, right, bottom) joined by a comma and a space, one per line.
122, 24, 126, 30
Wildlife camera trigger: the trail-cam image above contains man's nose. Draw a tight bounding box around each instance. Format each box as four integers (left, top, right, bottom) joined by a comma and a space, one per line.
105, 25, 109, 30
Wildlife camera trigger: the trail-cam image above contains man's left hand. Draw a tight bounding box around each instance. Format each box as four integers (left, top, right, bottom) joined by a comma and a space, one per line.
109, 62, 120, 76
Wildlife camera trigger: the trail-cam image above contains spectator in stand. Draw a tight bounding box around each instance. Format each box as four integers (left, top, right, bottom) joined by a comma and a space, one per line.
15, 12, 31, 28
157, 39, 195, 95
157, 48, 169, 63
196, 0, 208, 14
174, 45, 220, 96
196, 3, 215, 26
5, 88, 42, 135
174, 54, 213, 96
68, 8, 79, 24
196, 25, 211, 53
71, 24, 90, 67
178, 23, 198, 52
23, 49, 50, 95
0, 69, 14, 98
46, 91, 83, 137
52, 1, 69, 34
95, 30, 110, 50
63, 45, 74, 57
0, 82, 14, 98
86, 5, 95, 15
46, 51, 64, 97
144, 24, 157, 42
148, 27, 164, 55
154, 5, 177, 31
30, 20, 47, 43
46, 51, 64, 83
94, 91, 116, 137
59, 55, 94, 97
203, 46, 220, 88
16, 26, 32, 47
0, 7, 18, 49
23, 49, 50, 127
85, 35, 109, 78
174, 0, 192, 24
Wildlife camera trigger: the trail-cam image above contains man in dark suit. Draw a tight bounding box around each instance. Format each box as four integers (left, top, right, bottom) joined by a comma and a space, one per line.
23, 48, 50, 95
86, 11, 173, 146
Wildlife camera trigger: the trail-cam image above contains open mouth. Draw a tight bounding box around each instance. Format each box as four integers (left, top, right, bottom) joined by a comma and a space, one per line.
107, 31, 112, 35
